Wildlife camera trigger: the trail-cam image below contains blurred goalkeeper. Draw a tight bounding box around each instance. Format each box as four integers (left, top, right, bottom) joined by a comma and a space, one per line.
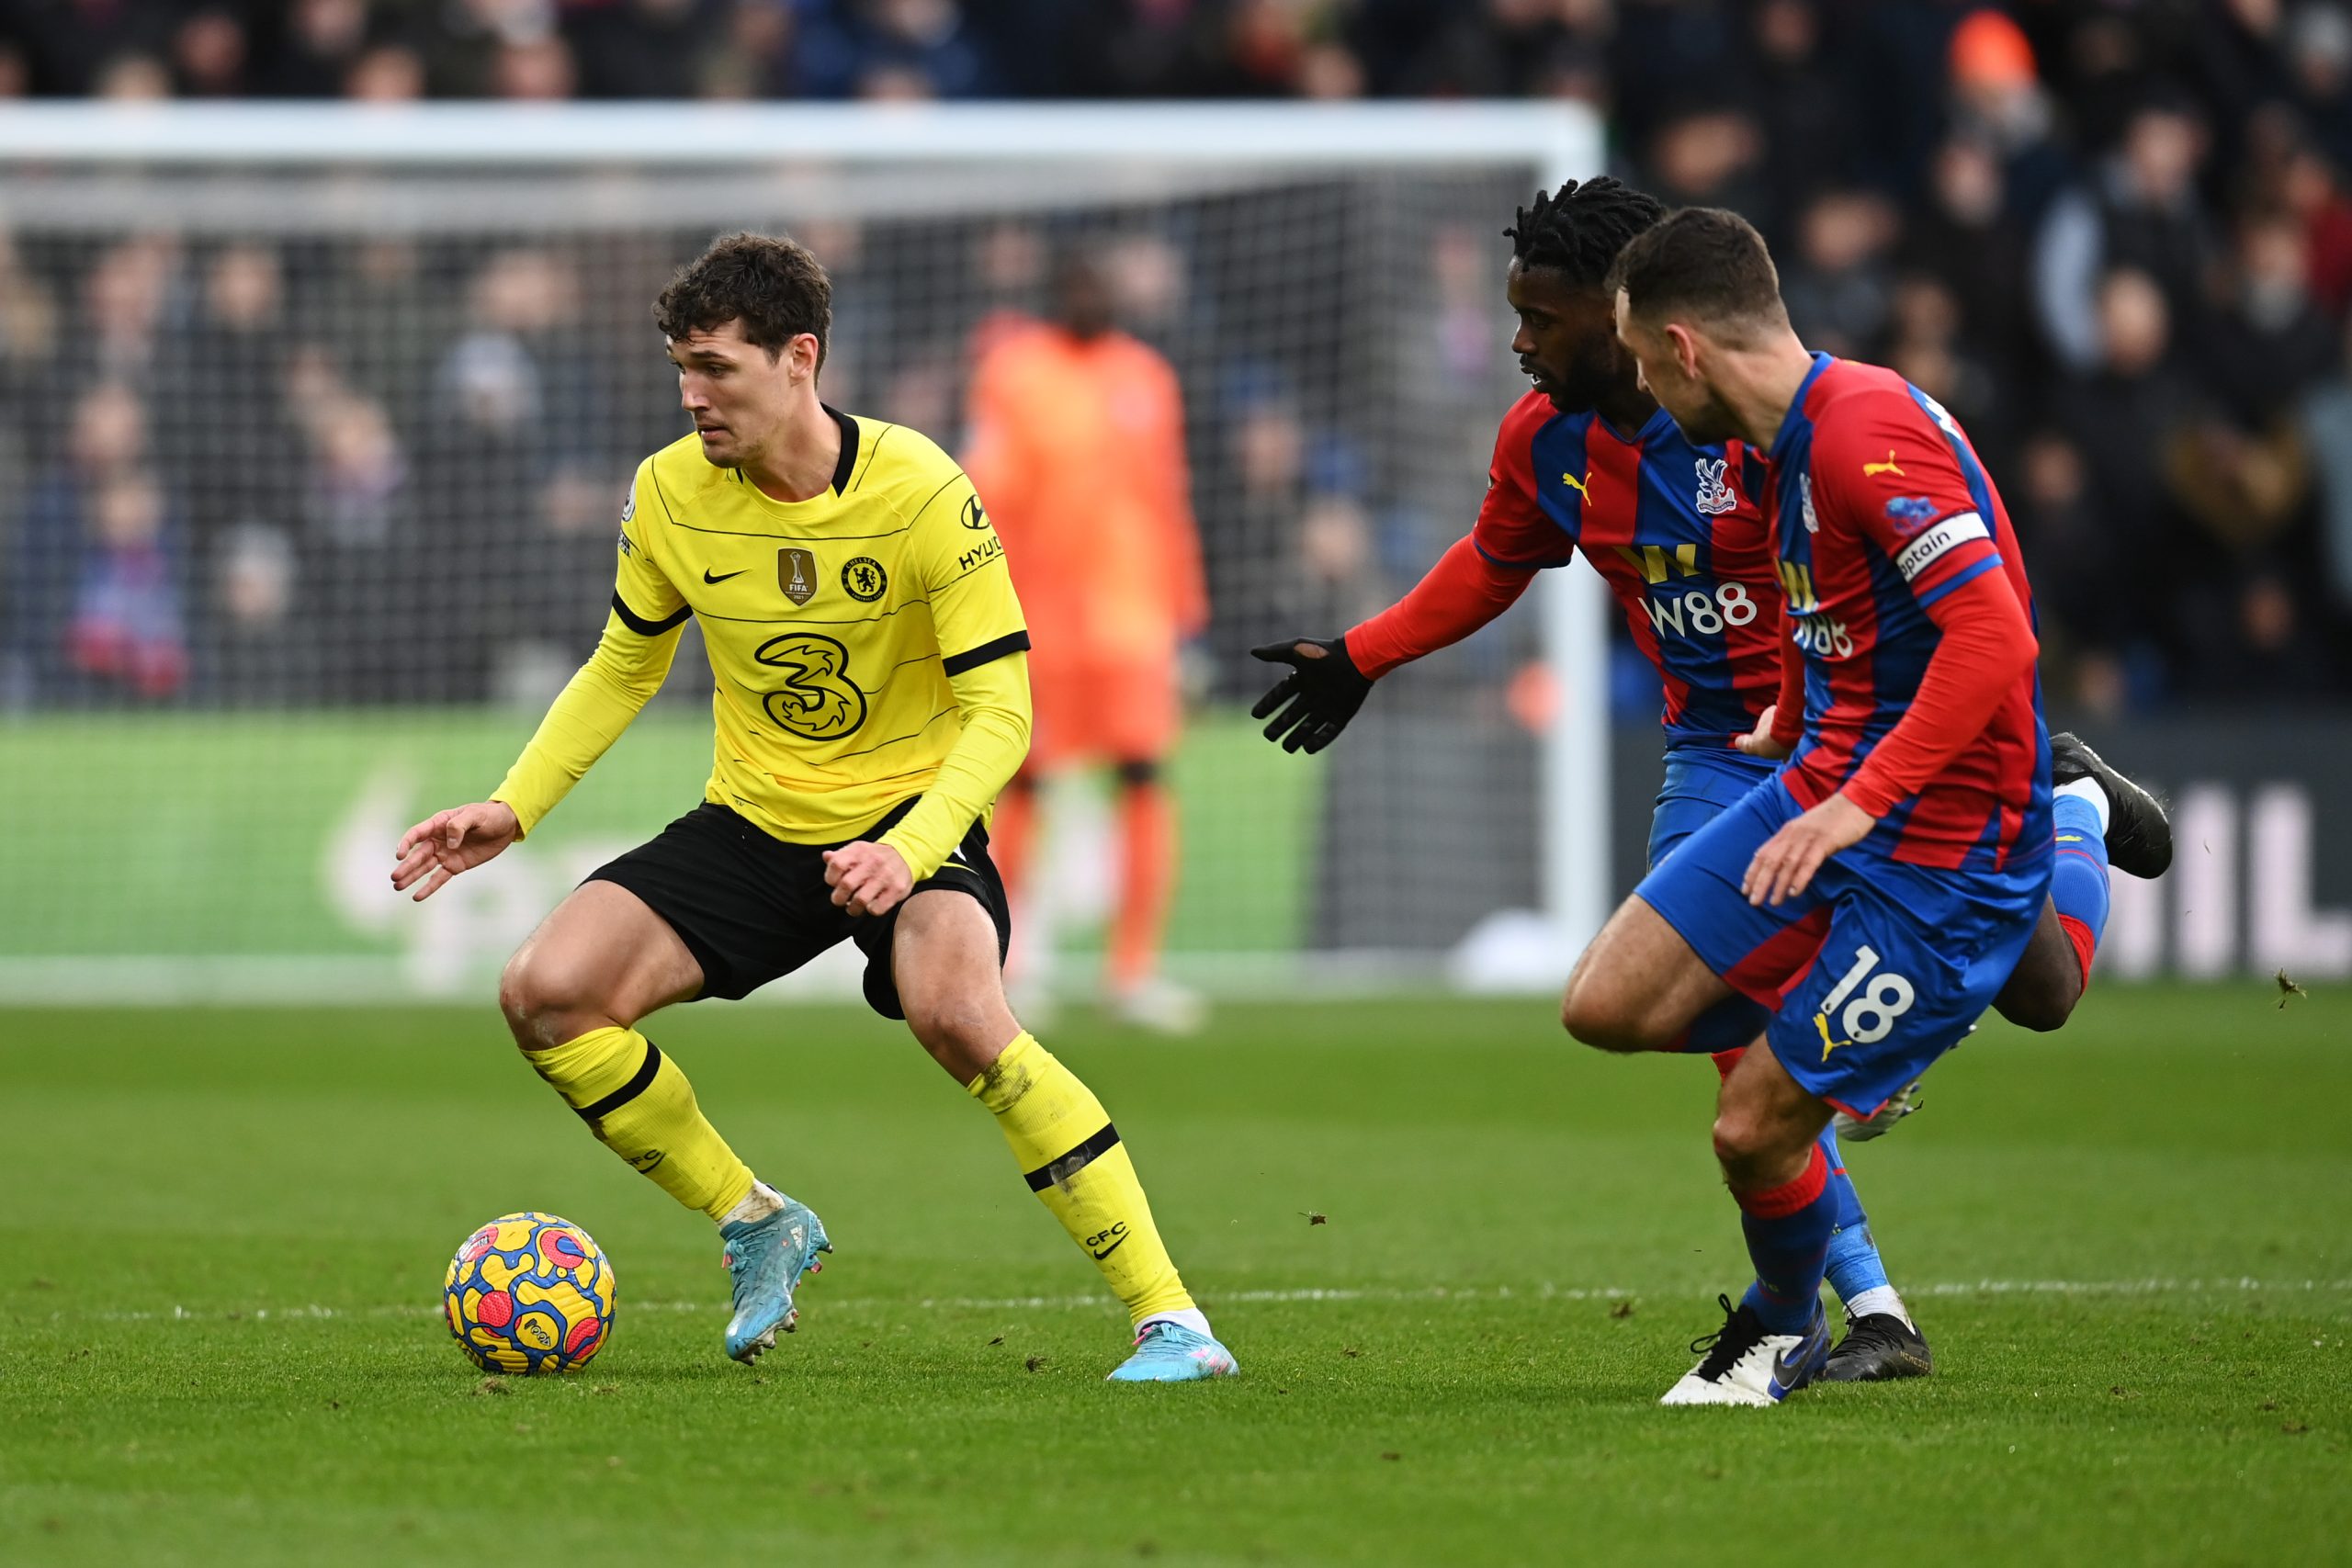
391, 232, 1234, 1383
963, 243, 1210, 1032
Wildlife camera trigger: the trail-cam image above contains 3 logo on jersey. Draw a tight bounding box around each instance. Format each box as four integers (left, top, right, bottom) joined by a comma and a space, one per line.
753, 631, 868, 740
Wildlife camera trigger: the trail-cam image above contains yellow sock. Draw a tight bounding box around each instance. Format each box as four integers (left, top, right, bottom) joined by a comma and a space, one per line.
526, 1026, 755, 1223
968, 1032, 1195, 1326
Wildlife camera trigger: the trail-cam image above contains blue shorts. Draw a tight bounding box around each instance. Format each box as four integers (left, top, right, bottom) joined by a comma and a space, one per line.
1648, 746, 1779, 871
1636, 774, 2052, 1118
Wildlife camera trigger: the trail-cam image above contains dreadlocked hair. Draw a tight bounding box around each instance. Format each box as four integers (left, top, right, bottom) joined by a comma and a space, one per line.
1504, 177, 1668, 288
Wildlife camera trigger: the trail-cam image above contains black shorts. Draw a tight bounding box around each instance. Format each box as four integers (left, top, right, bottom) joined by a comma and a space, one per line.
585, 798, 1011, 1020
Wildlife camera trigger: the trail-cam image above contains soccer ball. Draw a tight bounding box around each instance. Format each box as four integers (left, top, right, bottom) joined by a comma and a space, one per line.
442, 1212, 616, 1374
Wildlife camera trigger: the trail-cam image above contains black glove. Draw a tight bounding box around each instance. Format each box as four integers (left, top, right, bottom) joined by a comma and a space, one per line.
1250, 636, 1373, 754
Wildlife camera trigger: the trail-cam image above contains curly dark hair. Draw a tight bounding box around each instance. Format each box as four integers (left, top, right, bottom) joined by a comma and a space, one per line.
653, 231, 831, 367
1503, 177, 1668, 288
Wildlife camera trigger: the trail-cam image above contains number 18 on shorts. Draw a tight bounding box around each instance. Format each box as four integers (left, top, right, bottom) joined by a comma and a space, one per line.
1635, 775, 2051, 1119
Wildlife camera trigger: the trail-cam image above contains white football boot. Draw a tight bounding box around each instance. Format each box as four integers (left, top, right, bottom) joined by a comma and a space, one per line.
1660, 1293, 1831, 1406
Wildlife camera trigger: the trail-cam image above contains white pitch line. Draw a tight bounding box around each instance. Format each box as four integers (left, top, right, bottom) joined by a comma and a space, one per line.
27, 1277, 2352, 1327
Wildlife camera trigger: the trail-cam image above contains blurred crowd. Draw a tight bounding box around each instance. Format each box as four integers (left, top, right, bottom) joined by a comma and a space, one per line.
4, 0, 2352, 711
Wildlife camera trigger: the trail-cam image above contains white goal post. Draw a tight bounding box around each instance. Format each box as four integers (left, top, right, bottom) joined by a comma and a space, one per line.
0, 100, 1607, 1003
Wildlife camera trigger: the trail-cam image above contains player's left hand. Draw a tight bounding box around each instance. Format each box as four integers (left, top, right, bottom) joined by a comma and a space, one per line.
823, 840, 913, 918
1742, 792, 1874, 908
1734, 704, 1793, 761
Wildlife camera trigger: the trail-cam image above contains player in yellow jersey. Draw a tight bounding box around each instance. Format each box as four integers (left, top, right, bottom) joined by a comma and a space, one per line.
390, 233, 1235, 1382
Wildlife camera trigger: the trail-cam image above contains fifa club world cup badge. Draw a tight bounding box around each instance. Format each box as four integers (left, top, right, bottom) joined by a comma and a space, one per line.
778, 547, 818, 605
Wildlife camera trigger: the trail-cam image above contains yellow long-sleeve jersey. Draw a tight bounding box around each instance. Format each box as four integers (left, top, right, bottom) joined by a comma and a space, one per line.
492, 407, 1032, 879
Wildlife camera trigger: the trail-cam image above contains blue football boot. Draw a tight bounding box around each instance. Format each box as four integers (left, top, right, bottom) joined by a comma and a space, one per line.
1105, 1320, 1239, 1383
719, 1195, 831, 1364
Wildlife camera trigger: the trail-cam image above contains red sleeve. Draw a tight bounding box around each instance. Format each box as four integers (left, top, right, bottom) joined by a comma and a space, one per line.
1812, 388, 2002, 610
1345, 535, 1535, 678
1470, 393, 1574, 570
1770, 601, 1804, 749
1839, 567, 2037, 816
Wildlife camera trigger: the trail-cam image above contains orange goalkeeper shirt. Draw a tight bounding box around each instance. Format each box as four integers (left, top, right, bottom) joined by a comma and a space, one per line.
963, 322, 1206, 667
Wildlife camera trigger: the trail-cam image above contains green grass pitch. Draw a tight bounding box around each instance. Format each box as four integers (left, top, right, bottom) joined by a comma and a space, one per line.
4, 985, 2346, 1565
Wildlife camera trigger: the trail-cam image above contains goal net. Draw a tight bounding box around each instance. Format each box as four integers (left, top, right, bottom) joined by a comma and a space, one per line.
0, 103, 1606, 1003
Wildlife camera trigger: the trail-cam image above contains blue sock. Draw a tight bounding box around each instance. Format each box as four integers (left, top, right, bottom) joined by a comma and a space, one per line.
1735, 1145, 1837, 1334
1816, 1124, 1891, 1304
2052, 792, 2111, 967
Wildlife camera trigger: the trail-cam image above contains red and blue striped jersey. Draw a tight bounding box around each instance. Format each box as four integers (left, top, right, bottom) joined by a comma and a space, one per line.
1768, 354, 2052, 869
1474, 389, 1782, 752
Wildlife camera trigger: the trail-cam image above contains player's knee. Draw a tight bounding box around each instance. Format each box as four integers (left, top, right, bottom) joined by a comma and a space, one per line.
1996, 969, 2077, 1033
1711, 1108, 1773, 1179
1559, 966, 1648, 1054
499, 946, 595, 1050
901, 991, 1001, 1078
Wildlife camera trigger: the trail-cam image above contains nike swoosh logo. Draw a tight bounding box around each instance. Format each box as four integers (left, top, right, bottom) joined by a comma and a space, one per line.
704, 568, 747, 584
1770, 1322, 1826, 1395
1090, 1235, 1129, 1262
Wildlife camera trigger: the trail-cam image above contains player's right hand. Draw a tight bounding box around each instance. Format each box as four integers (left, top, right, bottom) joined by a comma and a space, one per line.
1250, 635, 1373, 754
1735, 704, 1793, 761
391, 802, 522, 902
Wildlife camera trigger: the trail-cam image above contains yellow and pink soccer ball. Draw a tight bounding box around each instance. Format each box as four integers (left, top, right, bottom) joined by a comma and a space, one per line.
443, 1212, 615, 1373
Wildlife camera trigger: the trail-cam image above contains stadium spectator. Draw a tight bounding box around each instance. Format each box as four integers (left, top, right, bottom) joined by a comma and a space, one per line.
490, 31, 577, 99
172, 7, 250, 96
345, 39, 426, 100
3, 382, 184, 705
2200, 209, 2339, 421
154, 243, 301, 545
78, 235, 176, 390
1741, 0, 1861, 225
1899, 136, 2037, 397
2010, 431, 2132, 715
1641, 105, 1772, 233
2050, 268, 2199, 684
93, 51, 174, 99
2034, 97, 2219, 373
1778, 188, 1900, 359
262, 0, 373, 97
64, 468, 188, 700
192, 521, 311, 703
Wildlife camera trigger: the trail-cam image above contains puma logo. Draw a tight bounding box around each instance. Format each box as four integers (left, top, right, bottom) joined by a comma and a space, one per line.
1863, 450, 1905, 477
